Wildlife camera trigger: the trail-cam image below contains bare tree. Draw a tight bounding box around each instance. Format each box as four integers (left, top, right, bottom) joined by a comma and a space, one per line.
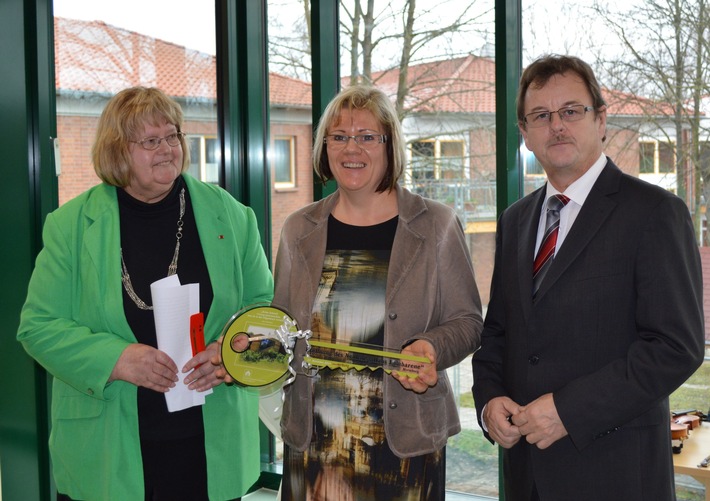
340, 0, 491, 118
592, 0, 710, 244
268, 1, 492, 115
268, 0, 312, 81
267, 0, 496, 224
339, 0, 497, 220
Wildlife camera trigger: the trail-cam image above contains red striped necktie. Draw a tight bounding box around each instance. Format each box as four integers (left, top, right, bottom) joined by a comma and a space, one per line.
533, 194, 570, 296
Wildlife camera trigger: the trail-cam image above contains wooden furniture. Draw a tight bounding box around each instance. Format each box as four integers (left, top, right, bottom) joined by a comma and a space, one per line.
673, 423, 710, 500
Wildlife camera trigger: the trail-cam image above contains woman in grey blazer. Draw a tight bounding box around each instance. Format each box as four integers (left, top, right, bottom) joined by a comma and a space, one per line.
274, 85, 483, 500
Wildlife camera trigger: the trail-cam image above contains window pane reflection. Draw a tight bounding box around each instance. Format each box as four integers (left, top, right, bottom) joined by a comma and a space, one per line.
267, 0, 500, 496
522, 2, 708, 499
338, 0, 498, 496
53, 0, 217, 205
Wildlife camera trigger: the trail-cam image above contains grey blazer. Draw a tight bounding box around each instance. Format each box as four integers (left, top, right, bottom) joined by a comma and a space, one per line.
473, 159, 705, 500
274, 184, 483, 458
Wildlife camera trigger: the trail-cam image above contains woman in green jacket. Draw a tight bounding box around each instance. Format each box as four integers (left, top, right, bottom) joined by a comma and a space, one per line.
17, 87, 273, 500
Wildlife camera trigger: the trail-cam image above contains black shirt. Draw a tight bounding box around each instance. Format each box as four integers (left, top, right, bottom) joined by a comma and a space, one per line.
117, 176, 213, 440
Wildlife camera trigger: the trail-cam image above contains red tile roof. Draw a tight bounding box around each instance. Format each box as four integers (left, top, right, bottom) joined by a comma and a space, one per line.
54, 17, 310, 106
55, 17, 217, 98
370, 55, 677, 117
269, 72, 312, 108
56, 17, 678, 119
603, 87, 678, 117
370, 55, 496, 114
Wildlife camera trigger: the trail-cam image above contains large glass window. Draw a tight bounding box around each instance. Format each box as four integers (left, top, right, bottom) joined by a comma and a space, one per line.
340, 1, 499, 497
266, 0, 315, 475
45, 1, 708, 499
520, 1, 700, 215
522, 2, 707, 499
268, 0, 499, 497
53, 0, 217, 205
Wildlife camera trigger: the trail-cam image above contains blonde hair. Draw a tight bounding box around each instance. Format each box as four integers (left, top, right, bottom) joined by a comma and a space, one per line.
313, 85, 406, 192
91, 87, 190, 187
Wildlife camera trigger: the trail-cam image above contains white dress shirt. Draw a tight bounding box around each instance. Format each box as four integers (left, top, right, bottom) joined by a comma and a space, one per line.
534, 153, 607, 257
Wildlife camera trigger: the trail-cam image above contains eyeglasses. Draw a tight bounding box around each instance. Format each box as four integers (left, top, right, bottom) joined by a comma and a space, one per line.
131, 132, 185, 150
524, 105, 594, 128
324, 134, 387, 149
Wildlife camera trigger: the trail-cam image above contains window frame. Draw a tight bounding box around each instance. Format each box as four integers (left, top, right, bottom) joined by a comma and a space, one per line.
409, 138, 467, 181
272, 136, 297, 189
639, 138, 677, 175
187, 134, 221, 185
0, 0, 523, 498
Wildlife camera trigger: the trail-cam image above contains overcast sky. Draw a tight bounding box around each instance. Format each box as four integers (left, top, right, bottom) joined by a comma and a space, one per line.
52, 0, 625, 68
53, 0, 217, 54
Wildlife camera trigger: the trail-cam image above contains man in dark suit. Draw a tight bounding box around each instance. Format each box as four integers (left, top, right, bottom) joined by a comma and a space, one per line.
472, 54, 705, 500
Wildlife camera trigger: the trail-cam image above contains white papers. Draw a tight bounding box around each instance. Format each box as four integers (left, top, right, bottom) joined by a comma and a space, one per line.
150, 275, 212, 412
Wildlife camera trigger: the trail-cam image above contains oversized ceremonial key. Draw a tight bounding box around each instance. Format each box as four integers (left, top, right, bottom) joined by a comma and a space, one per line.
221, 304, 307, 387
304, 339, 430, 378
221, 304, 430, 387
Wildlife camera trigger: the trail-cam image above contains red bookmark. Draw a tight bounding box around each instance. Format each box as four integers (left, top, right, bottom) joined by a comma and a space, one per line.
190, 313, 206, 366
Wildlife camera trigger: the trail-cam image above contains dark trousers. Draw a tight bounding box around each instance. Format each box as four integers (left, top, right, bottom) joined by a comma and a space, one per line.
531, 484, 540, 501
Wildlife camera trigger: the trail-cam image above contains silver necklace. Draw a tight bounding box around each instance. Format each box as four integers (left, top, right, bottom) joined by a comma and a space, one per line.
120, 188, 185, 310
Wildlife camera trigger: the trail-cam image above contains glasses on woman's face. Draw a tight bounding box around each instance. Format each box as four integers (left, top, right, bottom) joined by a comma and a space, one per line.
324, 134, 387, 150
131, 132, 185, 151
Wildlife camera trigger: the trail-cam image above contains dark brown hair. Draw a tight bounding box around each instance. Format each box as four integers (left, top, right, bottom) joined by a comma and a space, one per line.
517, 54, 607, 128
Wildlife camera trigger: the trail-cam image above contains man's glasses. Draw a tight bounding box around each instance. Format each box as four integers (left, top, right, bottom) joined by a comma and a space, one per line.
131, 132, 185, 150
324, 134, 387, 149
524, 105, 594, 128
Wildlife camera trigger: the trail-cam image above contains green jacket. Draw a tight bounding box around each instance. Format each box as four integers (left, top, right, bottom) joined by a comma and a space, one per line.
17, 175, 274, 500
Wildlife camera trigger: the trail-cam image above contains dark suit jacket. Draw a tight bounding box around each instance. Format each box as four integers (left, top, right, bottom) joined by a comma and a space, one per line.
472, 159, 705, 501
